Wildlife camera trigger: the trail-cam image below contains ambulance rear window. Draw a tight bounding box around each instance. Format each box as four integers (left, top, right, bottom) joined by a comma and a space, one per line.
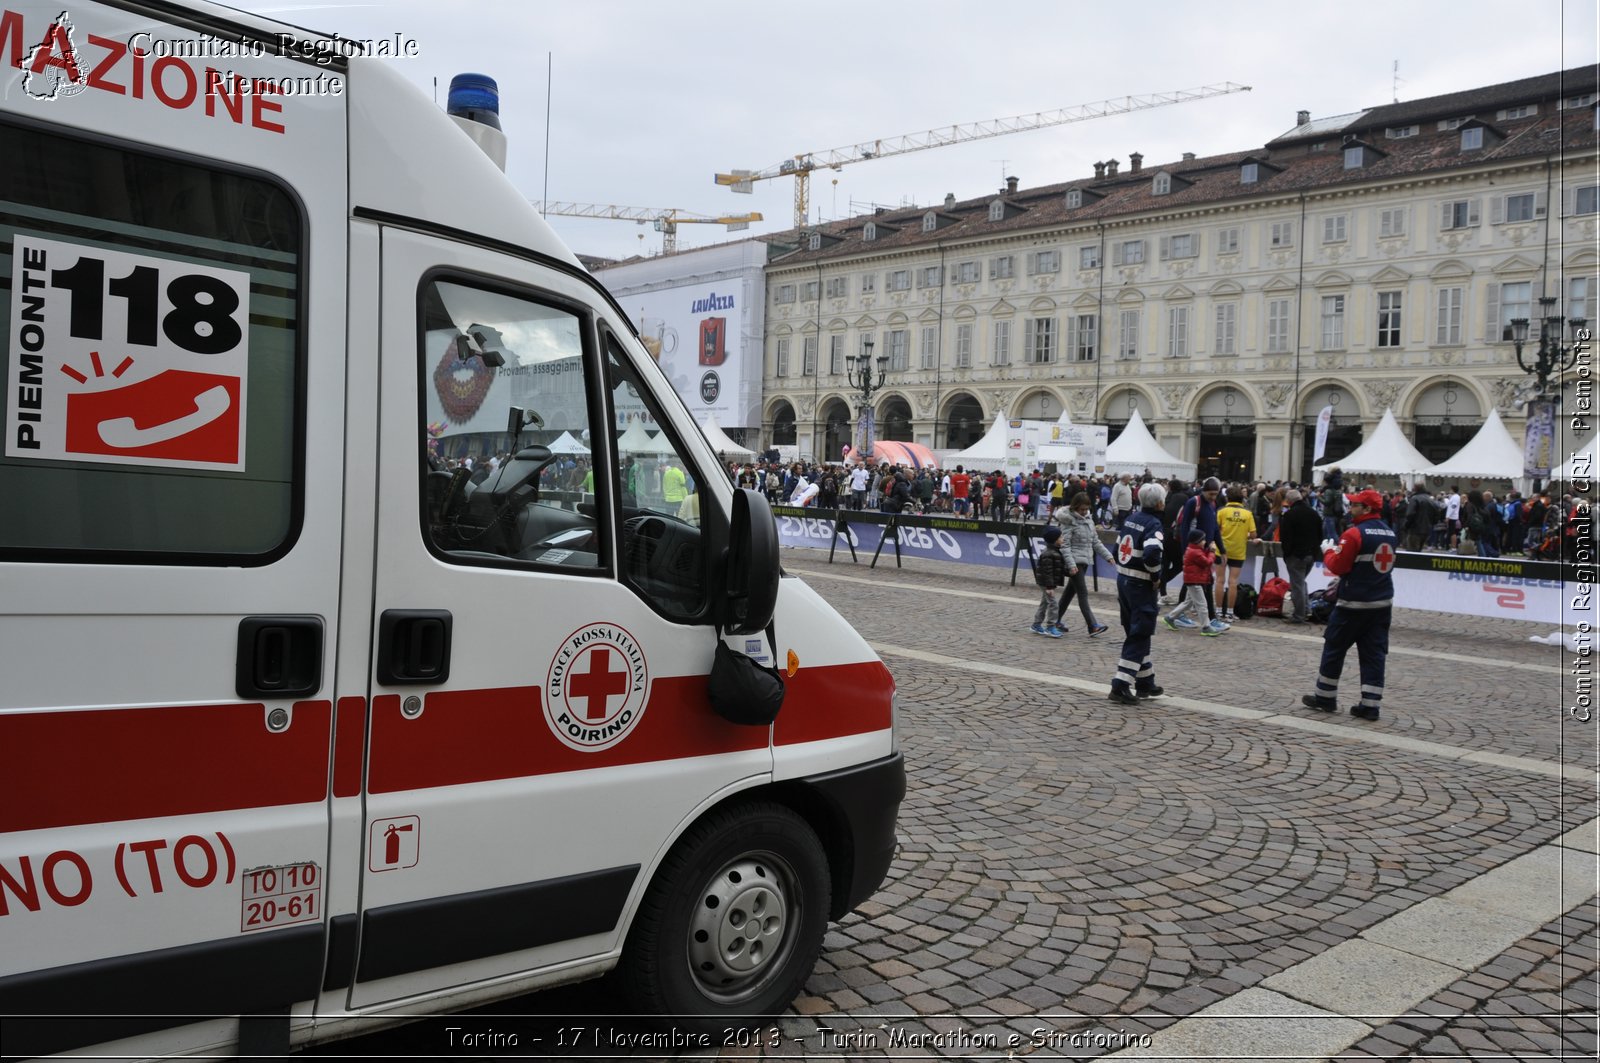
0, 122, 303, 562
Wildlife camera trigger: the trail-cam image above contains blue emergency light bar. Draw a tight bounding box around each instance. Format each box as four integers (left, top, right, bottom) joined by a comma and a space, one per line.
447, 73, 501, 130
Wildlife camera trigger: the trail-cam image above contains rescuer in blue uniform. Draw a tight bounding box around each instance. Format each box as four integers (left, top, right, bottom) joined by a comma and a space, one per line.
1302, 489, 1397, 721
1109, 481, 1167, 706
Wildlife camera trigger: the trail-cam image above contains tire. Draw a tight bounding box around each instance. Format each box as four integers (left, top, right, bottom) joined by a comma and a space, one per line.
619, 801, 830, 1029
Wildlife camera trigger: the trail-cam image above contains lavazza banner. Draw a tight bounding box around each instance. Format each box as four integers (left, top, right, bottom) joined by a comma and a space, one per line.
772, 507, 1586, 626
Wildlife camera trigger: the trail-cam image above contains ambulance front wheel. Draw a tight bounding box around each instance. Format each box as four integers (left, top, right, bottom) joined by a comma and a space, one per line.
621, 801, 830, 1027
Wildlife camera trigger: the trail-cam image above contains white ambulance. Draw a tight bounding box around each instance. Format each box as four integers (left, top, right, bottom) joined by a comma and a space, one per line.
0, 2, 903, 1056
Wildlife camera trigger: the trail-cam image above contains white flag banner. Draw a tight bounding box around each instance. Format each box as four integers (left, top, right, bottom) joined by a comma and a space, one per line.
1313, 405, 1334, 463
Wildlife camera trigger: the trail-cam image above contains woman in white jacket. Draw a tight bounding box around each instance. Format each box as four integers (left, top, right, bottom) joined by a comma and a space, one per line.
1054, 492, 1114, 636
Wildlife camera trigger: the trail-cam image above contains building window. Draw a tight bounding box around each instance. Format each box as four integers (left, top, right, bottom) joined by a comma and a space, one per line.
1435, 286, 1464, 345
992, 320, 1011, 365
888, 270, 910, 292
1069, 314, 1098, 361
923, 212, 938, 233
955, 260, 980, 284
1024, 317, 1056, 364
1079, 245, 1101, 270
1320, 295, 1346, 349
990, 255, 1015, 280
1217, 227, 1240, 254
1576, 185, 1599, 215
826, 277, 847, 298
829, 335, 844, 375
1214, 303, 1237, 355
1498, 105, 1537, 120
1460, 127, 1484, 150
955, 323, 973, 367
1561, 93, 1598, 109
1385, 125, 1419, 138
1496, 281, 1532, 341
802, 280, 820, 301
1503, 192, 1536, 222
1114, 239, 1146, 265
1377, 291, 1402, 348
1167, 306, 1189, 357
989, 201, 1005, 221
775, 284, 796, 304
1029, 249, 1061, 274
1266, 298, 1291, 353
920, 326, 939, 369
1570, 277, 1591, 322
861, 273, 877, 294
863, 222, 877, 242
1438, 116, 1473, 130
1161, 233, 1197, 259
1118, 309, 1140, 360
1065, 189, 1083, 208
1322, 215, 1347, 243
1269, 222, 1295, 249
808, 233, 821, 251
918, 265, 943, 287
888, 329, 909, 371
775, 337, 790, 376
801, 336, 817, 375
1379, 208, 1407, 238
1343, 145, 1365, 169
1441, 199, 1480, 230
1153, 173, 1172, 195
1241, 162, 1259, 184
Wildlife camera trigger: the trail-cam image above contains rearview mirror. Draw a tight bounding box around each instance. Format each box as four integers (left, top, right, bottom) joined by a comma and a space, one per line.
721, 489, 780, 635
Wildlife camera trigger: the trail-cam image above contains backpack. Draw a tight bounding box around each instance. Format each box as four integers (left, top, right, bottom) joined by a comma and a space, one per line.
1307, 579, 1339, 623
765, 471, 779, 491
1232, 583, 1258, 620
1255, 576, 1290, 617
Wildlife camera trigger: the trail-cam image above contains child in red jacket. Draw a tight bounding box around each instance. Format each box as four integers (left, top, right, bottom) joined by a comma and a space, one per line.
1163, 530, 1226, 634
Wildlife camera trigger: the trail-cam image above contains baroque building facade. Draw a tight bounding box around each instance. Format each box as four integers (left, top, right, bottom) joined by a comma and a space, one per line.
759, 67, 1599, 482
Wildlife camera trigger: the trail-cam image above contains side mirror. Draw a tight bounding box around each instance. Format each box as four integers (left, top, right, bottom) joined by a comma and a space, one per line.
721, 488, 780, 635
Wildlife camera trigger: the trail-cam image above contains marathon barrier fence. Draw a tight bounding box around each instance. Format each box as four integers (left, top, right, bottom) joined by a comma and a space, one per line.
773, 506, 1589, 626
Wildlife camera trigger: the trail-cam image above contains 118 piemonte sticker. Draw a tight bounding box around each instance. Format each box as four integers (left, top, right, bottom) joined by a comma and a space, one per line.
8, 235, 251, 471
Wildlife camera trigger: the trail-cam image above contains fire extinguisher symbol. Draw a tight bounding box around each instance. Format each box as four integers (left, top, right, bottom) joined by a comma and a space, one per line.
369, 816, 420, 872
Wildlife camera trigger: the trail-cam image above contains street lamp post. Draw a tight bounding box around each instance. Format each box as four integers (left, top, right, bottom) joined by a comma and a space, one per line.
1510, 295, 1586, 492
845, 337, 890, 461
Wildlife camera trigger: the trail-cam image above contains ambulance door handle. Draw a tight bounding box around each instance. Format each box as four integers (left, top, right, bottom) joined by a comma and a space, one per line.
236, 616, 324, 699
377, 610, 453, 685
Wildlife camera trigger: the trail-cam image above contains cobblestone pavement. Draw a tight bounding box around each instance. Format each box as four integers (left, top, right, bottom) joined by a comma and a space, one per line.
332, 548, 1596, 1060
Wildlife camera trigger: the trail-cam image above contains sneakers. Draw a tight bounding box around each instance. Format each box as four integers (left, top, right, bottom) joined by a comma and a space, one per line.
1350, 705, 1380, 721
1088, 624, 1109, 637
1048, 624, 1068, 637
1301, 694, 1337, 713
1164, 615, 1199, 631
1030, 623, 1048, 636
1138, 685, 1165, 699
1202, 620, 1228, 636
1158, 594, 1175, 606
1220, 610, 1236, 622
1107, 687, 1141, 706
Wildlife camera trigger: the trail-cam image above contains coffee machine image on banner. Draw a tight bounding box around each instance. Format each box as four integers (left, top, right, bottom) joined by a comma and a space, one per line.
698, 316, 727, 366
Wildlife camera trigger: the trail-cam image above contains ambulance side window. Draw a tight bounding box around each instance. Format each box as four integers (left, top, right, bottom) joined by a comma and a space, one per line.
419, 277, 605, 572
0, 121, 303, 561
606, 339, 709, 621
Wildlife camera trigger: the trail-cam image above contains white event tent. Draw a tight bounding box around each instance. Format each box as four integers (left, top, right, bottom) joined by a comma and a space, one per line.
700, 414, 755, 461
1104, 410, 1195, 480
946, 412, 1010, 469
547, 430, 590, 455
616, 417, 672, 456
1313, 408, 1431, 481
1422, 409, 1524, 481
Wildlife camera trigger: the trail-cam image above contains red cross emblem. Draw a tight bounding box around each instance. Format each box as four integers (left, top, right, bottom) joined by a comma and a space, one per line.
1117, 534, 1135, 565
1373, 542, 1396, 573
569, 647, 630, 720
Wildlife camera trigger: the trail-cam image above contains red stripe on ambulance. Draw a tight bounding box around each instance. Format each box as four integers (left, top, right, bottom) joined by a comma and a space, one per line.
1, 700, 332, 833
774, 661, 895, 746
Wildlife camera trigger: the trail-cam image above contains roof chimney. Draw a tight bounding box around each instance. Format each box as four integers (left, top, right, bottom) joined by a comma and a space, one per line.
1093, 160, 1106, 179
1128, 152, 1143, 174
1297, 109, 1311, 127
1182, 152, 1196, 162
944, 192, 956, 208
1106, 158, 1120, 176
1006, 175, 1019, 194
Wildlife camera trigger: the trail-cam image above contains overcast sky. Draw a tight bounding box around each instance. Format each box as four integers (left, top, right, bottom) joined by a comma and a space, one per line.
234, 0, 1598, 261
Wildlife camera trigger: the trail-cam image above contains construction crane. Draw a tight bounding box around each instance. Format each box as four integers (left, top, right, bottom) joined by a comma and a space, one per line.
532, 202, 763, 254
715, 82, 1252, 229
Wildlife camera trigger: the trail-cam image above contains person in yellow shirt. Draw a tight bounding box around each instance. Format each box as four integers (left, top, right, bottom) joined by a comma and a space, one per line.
1215, 485, 1260, 621
661, 462, 687, 504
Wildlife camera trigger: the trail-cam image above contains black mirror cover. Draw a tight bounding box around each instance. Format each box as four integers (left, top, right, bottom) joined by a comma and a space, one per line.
722, 488, 780, 635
